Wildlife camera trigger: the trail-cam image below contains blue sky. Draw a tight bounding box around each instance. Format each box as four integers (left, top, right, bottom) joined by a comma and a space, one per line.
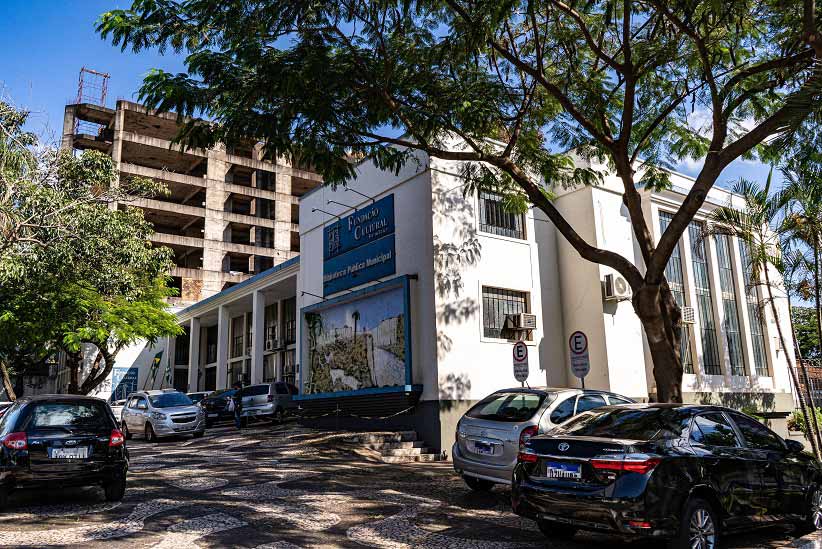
0, 0, 774, 187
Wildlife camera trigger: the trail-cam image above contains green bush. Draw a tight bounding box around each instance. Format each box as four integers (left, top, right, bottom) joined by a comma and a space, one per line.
788, 409, 822, 436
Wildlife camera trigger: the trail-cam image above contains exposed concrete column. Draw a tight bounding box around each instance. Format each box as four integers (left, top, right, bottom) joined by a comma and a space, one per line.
216, 306, 229, 390
187, 318, 201, 392
61, 105, 77, 150
251, 290, 266, 384
274, 173, 293, 251
203, 145, 230, 298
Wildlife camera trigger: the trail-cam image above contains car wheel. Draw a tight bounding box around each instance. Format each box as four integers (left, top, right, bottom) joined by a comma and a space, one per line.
145, 423, 157, 443
121, 423, 132, 440
536, 519, 576, 539
669, 497, 718, 549
796, 487, 822, 534
104, 478, 126, 502
463, 475, 495, 492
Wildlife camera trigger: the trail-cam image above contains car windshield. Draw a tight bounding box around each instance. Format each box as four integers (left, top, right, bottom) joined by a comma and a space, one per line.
208, 388, 236, 399
188, 393, 207, 403
466, 392, 554, 422
551, 406, 690, 441
149, 393, 193, 408
27, 401, 110, 431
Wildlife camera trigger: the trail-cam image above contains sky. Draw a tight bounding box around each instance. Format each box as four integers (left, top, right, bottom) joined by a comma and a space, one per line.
0, 1, 775, 186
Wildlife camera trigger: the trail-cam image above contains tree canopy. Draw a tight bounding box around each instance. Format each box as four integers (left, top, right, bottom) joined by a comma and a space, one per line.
0, 101, 182, 398
99, 0, 822, 401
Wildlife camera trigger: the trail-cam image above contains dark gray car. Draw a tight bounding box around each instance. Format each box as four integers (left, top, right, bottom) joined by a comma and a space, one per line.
452, 387, 634, 490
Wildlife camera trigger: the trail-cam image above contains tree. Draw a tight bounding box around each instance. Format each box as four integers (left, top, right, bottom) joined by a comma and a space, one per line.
0, 101, 182, 398
793, 306, 821, 359
99, 1, 822, 401
708, 177, 822, 457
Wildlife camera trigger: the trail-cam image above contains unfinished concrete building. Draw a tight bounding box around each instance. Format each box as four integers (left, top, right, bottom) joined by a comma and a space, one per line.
62, 99, 322, 303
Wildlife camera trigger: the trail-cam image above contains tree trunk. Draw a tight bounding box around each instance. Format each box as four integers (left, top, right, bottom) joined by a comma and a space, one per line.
803, 239, 822, 449
66, 349, 82, 394
79, 345, 119, 396
763, 264, 820, 458
0, 359, 17, 401
633, 283, 684, 403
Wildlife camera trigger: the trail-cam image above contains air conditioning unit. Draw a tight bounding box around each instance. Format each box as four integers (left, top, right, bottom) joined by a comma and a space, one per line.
681, 306, 696, 325
265, 339, 279, 352
604, 273, 631, 301
506, 313, 538, 330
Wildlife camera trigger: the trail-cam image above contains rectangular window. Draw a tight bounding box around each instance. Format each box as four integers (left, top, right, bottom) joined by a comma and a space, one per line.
174, 327, 190, 365
284, 298, 297, 344
739, 240, 769, 376
230, 316, 244, 358
478, 191, 525, 239
206, 326, 218, 364
689, 222, 722, 375
659, 212, 694, 373
264, 304, 278, 345
715, 235, 746, 376
482, 286, 529, 339
282, 350, 297, 386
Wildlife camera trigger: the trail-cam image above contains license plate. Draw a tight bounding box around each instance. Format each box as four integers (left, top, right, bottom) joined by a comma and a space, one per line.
49, 447, 89, 459
545, 461, 581, 479
473, 441, 494, 455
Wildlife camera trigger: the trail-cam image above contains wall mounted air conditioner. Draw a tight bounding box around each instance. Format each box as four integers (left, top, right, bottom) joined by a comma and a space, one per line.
604, 273, 631, 301
681, 306, 696, 325
506, 313, 538, 330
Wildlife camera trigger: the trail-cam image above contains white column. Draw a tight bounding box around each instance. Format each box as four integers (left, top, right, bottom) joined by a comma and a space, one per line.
216, 305, 229, 389
187, 318, 201, 392
251, 290, 266, 384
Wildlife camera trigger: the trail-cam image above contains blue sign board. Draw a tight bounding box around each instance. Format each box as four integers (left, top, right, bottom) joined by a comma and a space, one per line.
111, 366, 138, 401
324, 195, 395, 260
323, 194, 396, 295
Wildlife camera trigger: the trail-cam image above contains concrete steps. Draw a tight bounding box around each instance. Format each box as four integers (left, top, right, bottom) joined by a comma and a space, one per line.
343, 431, 444, 463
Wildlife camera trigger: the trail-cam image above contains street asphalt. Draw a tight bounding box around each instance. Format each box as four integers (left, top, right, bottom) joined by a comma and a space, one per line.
0, 421, 820, 548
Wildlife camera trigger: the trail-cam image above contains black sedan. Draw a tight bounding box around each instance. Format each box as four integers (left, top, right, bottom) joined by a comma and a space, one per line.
0, 395, 128, 508
512, 404, 822, 549
200, 388, 237, 427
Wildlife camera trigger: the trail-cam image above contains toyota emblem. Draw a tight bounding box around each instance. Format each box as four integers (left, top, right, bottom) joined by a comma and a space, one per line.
558, 442, 570, 452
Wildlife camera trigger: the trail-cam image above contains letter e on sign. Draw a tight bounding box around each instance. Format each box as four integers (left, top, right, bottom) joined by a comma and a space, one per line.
568, 331, 590, 379
513, 341, 529, 382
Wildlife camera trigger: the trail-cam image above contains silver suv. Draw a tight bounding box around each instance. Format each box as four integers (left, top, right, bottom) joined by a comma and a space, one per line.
240, 382, 298, 423
120, 389, 206, 442
452, 387, 634, 490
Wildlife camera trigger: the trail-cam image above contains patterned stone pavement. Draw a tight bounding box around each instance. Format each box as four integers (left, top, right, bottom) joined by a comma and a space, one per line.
0, 421, 819, 548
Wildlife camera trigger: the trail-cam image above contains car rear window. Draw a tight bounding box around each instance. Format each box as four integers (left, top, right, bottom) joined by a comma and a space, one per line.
149, 393, 193, 408
466, 392, 552, 422
26, 401, 111, 431
552, 407, 690, 441
244, 385, 269, 397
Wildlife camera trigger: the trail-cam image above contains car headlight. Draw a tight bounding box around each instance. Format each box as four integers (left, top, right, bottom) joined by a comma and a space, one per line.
151, 412, 167, 420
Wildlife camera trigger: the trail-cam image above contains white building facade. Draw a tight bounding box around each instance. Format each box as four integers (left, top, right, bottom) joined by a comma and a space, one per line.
166, 149, 796, 453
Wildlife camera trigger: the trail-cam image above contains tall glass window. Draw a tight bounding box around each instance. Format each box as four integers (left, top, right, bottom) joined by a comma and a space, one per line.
658, 212, 693, 373
715, 234, 746, 376
739, 240, 769, 376
689, 222, 722, 375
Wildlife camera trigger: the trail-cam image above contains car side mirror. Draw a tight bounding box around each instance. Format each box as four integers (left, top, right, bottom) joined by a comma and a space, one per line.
786, 439, 805, 453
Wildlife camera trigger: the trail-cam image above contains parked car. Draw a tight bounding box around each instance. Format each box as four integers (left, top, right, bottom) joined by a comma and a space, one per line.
512, 403, 822, 549
452, 387, 634, 490
0, 395, 128, 508
120, 389, 205, 442
240, 382, 298, 424
108, 399, 127, 422
0, 402, 13, 419
200, 388, 238, 427
187, 391, 212, 405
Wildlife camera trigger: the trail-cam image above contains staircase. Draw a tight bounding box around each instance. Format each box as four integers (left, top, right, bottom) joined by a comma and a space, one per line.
343, 431, 444, 463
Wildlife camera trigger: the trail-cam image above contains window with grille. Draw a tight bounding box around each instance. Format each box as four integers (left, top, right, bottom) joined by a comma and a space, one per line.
659, 212, 693, 373
283, 350, 297, 386
231, 316, 245, 358
284, 298, 297, 344
478, 191, 526, 239
482, 287, 529, 339
739, 240, 769, 376
715, 234, 746, 376
689, 222, 722, 375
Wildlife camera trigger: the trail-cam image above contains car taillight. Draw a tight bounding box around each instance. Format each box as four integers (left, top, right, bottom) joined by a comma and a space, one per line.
517, 451, 538, 463
591, 456, 661, 475
2, 432, 27, 450
519, 425, 539, 452
109, 429, 125, 447
267, 394, 273, 402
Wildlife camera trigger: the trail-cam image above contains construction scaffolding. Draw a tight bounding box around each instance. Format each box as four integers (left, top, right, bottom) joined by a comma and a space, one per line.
74, 67, 110, 136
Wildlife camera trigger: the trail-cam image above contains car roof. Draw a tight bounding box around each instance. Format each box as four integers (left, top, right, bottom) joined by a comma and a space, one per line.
18, 394, 106, 403
492, 387, 628, 397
